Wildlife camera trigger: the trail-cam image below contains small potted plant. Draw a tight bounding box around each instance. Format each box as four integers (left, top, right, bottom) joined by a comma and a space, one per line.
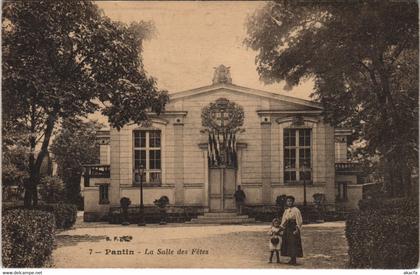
154, 196, 170, 225
120, 197, 131, 226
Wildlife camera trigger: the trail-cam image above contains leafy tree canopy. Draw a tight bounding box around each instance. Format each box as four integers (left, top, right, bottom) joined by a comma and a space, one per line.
3, 0, 168, 130
245, 0, 418, 196
2, 0, 169, 206
51, 118, 102, 177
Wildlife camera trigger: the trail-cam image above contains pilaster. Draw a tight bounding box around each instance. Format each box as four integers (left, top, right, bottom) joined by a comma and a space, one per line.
174, 122, 184, 205
261, 120, 272, 204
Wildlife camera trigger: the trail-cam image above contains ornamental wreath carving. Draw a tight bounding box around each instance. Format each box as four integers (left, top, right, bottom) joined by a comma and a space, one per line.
201, 98, 244, 168
201, 98, 244, 132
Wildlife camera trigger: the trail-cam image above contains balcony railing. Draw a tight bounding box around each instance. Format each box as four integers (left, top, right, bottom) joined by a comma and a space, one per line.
83, 164, 110, 178
82, 164, 110, 187
335, 162, 361, 174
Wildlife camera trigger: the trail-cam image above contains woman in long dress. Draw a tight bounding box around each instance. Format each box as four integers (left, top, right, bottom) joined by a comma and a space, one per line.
280, 196, 303, 265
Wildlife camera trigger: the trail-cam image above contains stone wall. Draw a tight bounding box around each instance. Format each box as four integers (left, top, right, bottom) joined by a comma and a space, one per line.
83, 187, 110, 221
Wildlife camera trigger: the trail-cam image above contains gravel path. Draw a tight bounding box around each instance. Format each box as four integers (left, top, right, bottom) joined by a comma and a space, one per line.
52, 220, 348, 268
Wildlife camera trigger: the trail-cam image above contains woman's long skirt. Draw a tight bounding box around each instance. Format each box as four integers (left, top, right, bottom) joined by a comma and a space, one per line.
281, 219, 303, 257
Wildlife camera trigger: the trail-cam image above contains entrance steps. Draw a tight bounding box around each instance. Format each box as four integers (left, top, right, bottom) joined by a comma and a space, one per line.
186, 212, 255, 224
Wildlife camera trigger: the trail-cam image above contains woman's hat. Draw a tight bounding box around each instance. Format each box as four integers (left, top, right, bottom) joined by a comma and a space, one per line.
286, 195, 295, 202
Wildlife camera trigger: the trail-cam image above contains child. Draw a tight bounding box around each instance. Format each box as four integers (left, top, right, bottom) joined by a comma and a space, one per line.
268, 218, 282, 263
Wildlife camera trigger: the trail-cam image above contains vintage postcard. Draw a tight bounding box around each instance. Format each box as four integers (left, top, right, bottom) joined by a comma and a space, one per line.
2, 0, 418, 272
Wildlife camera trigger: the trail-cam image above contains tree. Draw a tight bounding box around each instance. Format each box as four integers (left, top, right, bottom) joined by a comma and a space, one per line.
2, 144, 29, 190
245, 0, 418, 197
39, 176, 66, 204
2, 119, 30, 190
2, 1, 169, 207
2, 119, 53, 197
50, 119, 102, 207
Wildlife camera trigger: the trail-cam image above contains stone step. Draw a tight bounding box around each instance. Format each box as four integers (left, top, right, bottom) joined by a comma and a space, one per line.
204, 212, 244, 217
203, 211, 238, 215
186, 211, 256, 224
199, 214, 248, 219
187, 217, 255, 224
198, 218, 253, 222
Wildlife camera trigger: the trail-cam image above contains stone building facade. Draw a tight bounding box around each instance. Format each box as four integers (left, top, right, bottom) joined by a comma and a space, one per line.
82, 66, 362, 221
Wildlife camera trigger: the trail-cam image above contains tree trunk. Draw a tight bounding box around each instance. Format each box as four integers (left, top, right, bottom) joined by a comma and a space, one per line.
23, 169, 41, 208
23, 182, 33, 208
23, 111, 57, 208
29, 173, 39, 206
24, 125, 37, 208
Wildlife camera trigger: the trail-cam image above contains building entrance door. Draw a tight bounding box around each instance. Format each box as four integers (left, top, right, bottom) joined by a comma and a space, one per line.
201, 97, 244, 212
209, 168, 236, 212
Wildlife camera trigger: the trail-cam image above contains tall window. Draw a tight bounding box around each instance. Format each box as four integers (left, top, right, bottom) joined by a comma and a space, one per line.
133, 130, 161, 184
284, 128, 312, 183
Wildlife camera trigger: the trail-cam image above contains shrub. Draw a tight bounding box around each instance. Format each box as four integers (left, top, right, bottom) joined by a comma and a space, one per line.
2, 209, 55, 267
154, 196, 169, 208
243, 205, 279, 222
313, 193, 326, 205
358, 197, 418, 216
39, 176, 66, 203
38, 203, 78, 229
346, 198, 419, 268
120, 197, 131, 208
2, 203, 78, 229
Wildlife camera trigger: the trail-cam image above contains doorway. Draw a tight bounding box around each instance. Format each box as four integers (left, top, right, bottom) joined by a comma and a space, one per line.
209, 168, 236, 212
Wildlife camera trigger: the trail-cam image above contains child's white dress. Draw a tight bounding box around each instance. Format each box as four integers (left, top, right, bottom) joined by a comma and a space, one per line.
269, 226, 282, 251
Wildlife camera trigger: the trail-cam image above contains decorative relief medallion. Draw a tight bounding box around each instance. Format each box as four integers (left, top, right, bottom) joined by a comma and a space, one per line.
201, 98, 244, 132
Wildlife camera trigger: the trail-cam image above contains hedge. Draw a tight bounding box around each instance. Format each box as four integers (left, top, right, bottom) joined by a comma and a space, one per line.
243, 204, 323, 223
358, 197, 419, 216
243, 205, 279, 222
346, 198, 419, 268
2, 209, 55, 268
107, 205, 204, 224
3, 203, 78, 230
37, 203, 78, 229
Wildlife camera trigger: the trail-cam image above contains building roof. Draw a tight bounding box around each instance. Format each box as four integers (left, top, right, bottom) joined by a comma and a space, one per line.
169, 82, 322, 110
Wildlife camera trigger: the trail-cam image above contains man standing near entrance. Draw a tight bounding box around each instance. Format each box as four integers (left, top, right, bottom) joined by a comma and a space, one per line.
233, 185, 246, 214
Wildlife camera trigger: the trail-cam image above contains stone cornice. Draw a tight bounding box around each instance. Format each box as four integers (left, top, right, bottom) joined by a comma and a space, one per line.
275, 116, 320, 125
256, 110, 323, 116
334, 128, 352, 136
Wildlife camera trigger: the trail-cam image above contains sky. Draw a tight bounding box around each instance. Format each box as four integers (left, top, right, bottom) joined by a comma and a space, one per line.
96, 1, 314, 99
